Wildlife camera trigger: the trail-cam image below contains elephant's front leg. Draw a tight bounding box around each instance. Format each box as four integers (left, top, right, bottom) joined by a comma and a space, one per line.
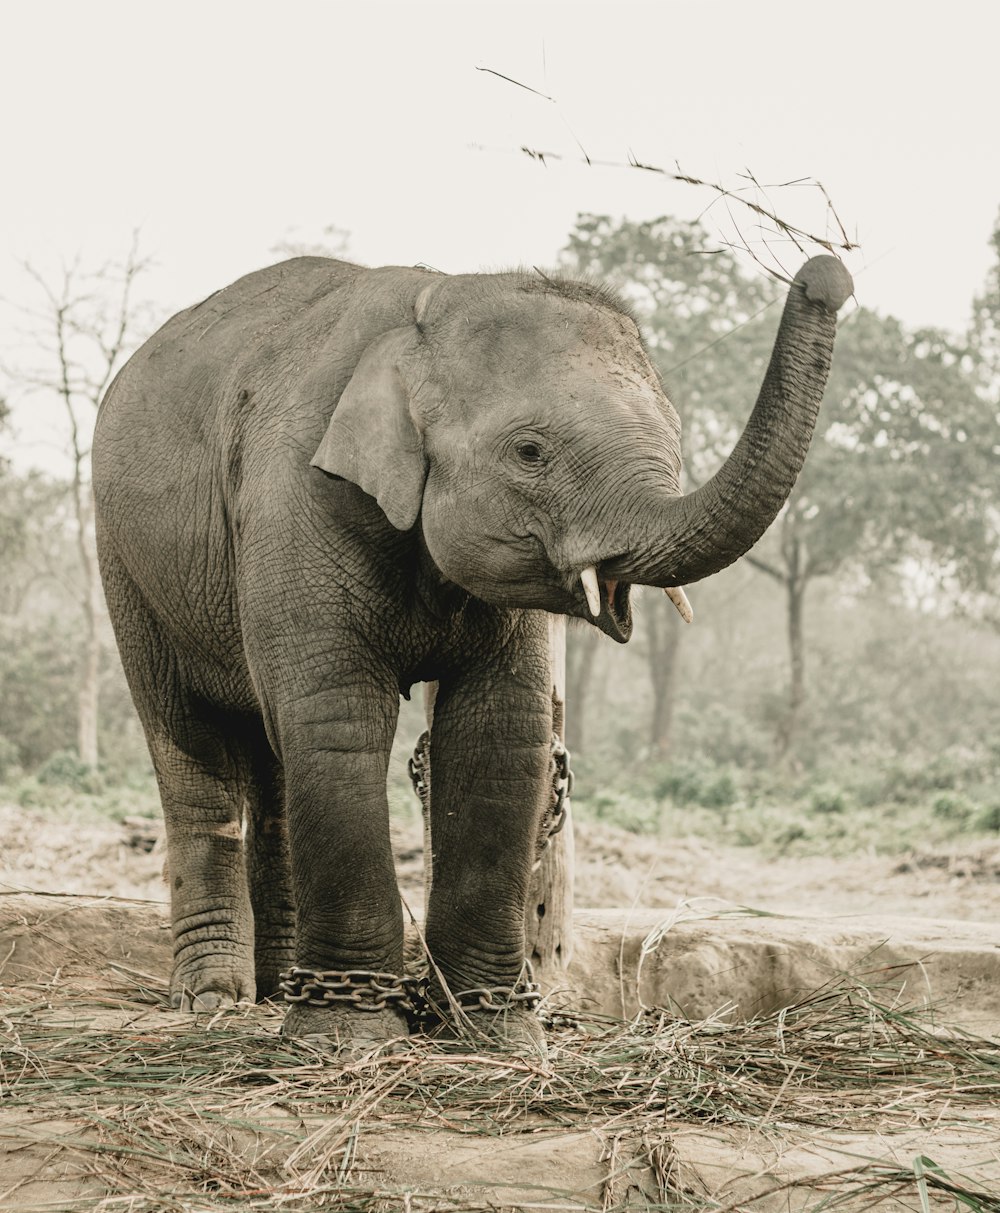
278, 676, 408, 1049
424, 619, 552, 1050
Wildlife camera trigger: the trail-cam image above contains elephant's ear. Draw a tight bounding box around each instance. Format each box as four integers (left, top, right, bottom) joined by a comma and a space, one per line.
310, 329, 427, 531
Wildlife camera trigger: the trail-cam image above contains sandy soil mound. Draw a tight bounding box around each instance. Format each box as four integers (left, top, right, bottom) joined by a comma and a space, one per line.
2, 938, 999, 1212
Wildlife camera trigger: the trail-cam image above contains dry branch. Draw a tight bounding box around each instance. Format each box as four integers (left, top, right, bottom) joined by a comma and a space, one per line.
476, 63, 858, 286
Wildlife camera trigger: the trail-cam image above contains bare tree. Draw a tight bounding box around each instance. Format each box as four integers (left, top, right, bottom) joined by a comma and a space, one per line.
7, 237, 152, 767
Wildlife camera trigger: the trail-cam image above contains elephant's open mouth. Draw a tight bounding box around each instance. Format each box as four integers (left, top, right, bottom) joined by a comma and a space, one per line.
594, 577, 633, 644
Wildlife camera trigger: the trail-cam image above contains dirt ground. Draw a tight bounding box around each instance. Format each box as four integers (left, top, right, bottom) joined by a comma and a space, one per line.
4, 798, 1000, 923
3, 799, 1000, 1211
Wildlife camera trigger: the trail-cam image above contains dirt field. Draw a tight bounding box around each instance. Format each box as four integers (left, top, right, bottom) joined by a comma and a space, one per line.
3, 799, 1000, 1211
4, 798, 1000, 922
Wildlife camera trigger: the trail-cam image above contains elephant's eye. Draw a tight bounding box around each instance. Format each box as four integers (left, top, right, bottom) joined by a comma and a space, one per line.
515, 441, 545, 465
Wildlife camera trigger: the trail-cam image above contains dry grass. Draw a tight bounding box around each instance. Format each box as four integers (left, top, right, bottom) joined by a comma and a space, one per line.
2, 965, 1000, 1211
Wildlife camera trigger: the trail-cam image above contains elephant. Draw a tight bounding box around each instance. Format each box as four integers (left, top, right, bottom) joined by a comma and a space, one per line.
92, 252, 852, 1052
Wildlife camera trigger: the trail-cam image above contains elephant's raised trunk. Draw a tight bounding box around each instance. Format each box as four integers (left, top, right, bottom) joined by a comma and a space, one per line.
606, 255, 853, 591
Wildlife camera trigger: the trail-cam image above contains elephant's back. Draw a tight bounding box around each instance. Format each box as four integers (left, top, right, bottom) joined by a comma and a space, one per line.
94, 258, 361, 492
152, 257, 367, 361
98, 257, 364, 424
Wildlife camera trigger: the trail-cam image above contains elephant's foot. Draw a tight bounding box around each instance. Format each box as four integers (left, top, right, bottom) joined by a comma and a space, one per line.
277, 966, 416, 1055
281, 1002, 411, 1056
169, 959, 255, 1012
426, 1006, 548, 1057
422, 977, 548, 1057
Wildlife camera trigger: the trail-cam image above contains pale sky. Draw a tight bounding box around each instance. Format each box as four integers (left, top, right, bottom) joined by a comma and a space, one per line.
4, 0, 999, 472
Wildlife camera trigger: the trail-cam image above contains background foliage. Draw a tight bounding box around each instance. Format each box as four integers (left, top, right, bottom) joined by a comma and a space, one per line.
2, 211, 999, 855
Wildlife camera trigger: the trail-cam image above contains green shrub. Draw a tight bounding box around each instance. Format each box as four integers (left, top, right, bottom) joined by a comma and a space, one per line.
932, 793, 974, 824
845, 749, 992, 810
650, 760, 739, 810
675, 703, 772, 769
775, 823, 809, 850
651, 765, 702, 806
733, 823, 764, 847
809, 784, 849, 815
0, 620, 78, 769
912, 754, 965, 792
582, 791, 657, 834
701, 772, 738, 809
35, 749, 104, 794
973, 803, 1000, 833
15, 778, 42, 808
0, 735, 20, 781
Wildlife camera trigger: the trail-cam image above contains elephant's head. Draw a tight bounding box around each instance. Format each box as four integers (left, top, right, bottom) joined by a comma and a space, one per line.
312, 257, 853, 642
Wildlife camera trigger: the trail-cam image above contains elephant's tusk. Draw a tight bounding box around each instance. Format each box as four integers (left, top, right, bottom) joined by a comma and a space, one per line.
580, 566, 601, 617
664, 586, 693, 623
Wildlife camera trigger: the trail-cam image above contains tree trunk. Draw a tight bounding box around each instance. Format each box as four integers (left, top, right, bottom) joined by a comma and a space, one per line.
776, 555, 807, 762
646, 596, 682, 757
525, 614, 575, 975
565, 625, 601, 753
75, 488, 100, 769
78, 584, 100, 769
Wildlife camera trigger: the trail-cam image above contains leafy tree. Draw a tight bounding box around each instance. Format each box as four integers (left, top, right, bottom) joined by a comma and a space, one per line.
559, 213, 997, 760
0, 469, 69, 616
0, 398, 23, 564
961, 208, 1000, 624
0, 612, 79, 769
745, 308, 994, 754
0, 459, 150, 775
970, 207, 1000, 383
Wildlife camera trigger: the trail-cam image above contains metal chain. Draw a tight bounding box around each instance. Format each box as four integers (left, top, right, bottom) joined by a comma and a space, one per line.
287, 731, 563, 1020
407, 730, 430, 811
280, 966, 541, 1024
407, 729, 573, 855
450, 979, 542, 1013
419, 974, 542, 1026
545, 736, 573, 842
279, 967, 422, 1015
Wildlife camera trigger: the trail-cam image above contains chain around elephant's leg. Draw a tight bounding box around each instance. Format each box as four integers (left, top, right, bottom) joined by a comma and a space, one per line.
421, 617, 552, 1053
277, 678, 409, 1050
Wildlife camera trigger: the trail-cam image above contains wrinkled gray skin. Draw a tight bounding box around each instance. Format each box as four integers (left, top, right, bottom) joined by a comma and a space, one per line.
93, 254, 851, 1050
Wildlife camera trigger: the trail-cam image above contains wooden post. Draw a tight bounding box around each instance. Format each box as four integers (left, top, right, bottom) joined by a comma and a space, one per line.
524, 614, 575, 975
421, 682, 437, 911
